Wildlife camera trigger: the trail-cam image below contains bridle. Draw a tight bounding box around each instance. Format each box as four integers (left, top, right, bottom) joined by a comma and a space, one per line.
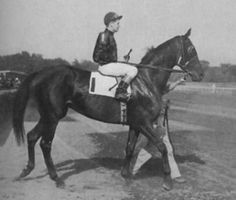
176, 36, 198, 77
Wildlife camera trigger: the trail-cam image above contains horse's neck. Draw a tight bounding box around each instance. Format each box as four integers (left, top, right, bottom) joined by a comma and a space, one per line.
138, 58, 176, 94
133, 39, 180, 97
132, 66, 171, 99
154, 70, 171, 91
145, 66, 171, 91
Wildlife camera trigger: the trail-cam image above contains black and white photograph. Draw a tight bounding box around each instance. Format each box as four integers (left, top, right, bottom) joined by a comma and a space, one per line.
0, 0, 236, 199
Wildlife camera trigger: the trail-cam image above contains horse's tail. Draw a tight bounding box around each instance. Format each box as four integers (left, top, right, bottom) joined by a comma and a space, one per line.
13, 74, 34, 145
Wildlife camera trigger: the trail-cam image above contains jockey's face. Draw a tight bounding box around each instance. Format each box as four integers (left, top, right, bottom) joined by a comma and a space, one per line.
108, 20, 120, 33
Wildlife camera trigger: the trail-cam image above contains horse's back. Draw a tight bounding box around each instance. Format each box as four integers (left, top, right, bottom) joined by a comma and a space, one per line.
25, 65, 90, 90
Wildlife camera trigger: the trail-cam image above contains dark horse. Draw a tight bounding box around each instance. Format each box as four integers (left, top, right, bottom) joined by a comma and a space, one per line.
13, 29, 203, 190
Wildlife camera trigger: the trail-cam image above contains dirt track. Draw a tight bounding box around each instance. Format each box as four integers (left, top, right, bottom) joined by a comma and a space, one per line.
0, 90, 236, 200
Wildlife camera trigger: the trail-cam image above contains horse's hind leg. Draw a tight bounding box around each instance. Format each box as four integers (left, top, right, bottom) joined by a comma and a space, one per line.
38, 118, 64, 187
17, 121, 42, 179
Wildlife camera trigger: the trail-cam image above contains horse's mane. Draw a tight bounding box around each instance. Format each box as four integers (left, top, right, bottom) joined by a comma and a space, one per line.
140, 36, 179, 64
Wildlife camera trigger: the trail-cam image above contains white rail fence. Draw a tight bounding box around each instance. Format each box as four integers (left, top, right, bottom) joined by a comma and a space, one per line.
174, 83, 236, 95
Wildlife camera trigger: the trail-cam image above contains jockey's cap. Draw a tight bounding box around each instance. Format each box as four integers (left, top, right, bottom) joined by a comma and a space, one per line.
104, 12, 122, 26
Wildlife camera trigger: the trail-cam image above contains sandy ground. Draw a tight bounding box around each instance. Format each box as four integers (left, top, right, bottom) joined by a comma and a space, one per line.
0, 91, 236, 200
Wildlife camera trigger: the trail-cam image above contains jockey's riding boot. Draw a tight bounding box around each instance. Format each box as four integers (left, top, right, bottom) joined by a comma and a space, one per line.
115, 81, 129, 102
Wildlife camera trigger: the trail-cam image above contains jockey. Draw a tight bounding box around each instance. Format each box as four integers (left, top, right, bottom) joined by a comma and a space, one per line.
93, 12, 138, 102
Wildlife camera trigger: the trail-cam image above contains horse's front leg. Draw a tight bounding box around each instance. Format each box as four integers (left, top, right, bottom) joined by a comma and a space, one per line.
128, 134, 150, 176
121, 127, 139, 179
139, 123, 173, 191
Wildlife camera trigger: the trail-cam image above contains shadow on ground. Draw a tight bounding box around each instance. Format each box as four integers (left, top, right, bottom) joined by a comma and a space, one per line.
21, 152, 205, 183
53, 152, 205, 182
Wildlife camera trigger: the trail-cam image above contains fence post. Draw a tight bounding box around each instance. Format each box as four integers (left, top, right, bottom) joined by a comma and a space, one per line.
212, 83, 216, 93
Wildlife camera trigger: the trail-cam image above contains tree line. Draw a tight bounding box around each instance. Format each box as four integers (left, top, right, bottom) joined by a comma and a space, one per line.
0, 51, 236, 82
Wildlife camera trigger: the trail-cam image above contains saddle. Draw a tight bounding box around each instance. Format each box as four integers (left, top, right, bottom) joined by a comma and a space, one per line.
89, 71, 131, 98
89, 71, 130, 124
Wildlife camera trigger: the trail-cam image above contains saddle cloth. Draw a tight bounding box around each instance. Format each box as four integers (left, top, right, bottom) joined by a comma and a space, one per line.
89, 71, 131, 98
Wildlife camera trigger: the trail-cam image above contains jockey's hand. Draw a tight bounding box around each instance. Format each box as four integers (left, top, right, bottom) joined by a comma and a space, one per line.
124, 54, 130, 62
123, 49, 132, 62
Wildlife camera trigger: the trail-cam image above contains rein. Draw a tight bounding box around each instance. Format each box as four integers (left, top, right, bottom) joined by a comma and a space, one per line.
117, 61, 186, 73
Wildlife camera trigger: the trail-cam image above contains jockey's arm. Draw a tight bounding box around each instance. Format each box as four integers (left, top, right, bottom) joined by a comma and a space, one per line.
93, 33, 110, 65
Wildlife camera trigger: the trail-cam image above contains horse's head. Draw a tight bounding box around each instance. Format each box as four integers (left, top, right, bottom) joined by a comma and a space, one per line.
177, 29, 204, 81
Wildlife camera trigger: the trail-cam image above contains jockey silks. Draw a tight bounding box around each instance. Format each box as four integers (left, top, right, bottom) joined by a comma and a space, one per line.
93, 29, 117, 65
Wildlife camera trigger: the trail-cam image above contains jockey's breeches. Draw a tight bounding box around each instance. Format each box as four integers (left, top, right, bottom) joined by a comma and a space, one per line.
98, 63, 138, 83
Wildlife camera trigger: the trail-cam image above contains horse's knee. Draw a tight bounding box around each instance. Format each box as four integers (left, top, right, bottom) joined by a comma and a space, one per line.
157, 142, 167, 154
125, 141, 137, 155
40, 139, 52, 151
131, 134, 148, 154
27, 131, 40, 146
125, 147, 134, 157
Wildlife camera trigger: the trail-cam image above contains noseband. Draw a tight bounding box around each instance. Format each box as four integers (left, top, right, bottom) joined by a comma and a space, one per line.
177, 37, 198, 77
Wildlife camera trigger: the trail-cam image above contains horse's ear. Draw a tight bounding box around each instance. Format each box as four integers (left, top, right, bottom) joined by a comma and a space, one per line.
184, 28, 191, 38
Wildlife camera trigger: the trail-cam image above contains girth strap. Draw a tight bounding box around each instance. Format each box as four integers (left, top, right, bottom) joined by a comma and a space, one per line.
120, 102, 127, 124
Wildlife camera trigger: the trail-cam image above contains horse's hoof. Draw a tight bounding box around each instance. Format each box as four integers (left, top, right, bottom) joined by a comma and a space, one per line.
56, 179, 65, 188
173, 177, 186, 184
18, 166, 34, 179
121, 168, 133, 179
124, 178, 133, 185
162, 176, 173, 191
